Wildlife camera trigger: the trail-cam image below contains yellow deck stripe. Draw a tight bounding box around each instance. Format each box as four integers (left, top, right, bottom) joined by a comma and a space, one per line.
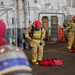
24, 46, 67, 53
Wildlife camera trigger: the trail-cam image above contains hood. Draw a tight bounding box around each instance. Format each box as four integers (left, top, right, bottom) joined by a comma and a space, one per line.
0, 20, 6, 37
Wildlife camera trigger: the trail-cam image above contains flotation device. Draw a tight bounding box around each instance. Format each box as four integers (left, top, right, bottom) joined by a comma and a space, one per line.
40, 58, 63, 66
58, 25, 65, 41
70, 48, 75, 53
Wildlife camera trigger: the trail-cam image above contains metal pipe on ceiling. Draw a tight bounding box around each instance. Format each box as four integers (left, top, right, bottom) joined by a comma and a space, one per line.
22, 0, 26, 28
22, 0, 30, 27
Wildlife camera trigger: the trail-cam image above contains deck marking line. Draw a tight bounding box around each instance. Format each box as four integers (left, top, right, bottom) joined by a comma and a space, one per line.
24, 46, 67, 53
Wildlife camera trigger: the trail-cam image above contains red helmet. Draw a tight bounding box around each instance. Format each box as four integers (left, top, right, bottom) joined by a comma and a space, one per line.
72, 16, 75, 19
33, 20, 41, 27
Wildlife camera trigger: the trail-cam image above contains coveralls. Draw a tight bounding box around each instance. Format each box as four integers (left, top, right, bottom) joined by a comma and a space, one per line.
24, 25, 46, 63
67, 21, 75, 50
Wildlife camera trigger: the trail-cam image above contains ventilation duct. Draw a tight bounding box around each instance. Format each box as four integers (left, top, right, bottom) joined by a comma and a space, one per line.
0, 1, 4, 7
67, 0, 71, 7
72, 0, 75, 8
34, 0, 37, 3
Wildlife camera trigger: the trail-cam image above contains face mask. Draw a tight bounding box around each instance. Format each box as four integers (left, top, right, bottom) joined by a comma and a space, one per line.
35, 27, 41, 31
73, 20, 75, 23
72, 19, 75, 23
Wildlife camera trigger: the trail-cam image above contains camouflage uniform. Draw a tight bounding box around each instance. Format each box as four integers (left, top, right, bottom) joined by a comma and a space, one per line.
24, 25, 46, 64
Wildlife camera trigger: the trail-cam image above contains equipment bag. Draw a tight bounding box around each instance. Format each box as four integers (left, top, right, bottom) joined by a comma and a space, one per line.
40, 58, 63, 66
71, 48, 75, 53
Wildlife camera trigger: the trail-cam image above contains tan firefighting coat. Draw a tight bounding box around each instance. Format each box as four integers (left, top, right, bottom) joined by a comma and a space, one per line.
24, 25, 46, 47
67, 21, 75, 49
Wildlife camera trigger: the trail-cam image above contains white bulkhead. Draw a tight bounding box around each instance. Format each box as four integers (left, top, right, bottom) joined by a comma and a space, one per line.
0, 0, 75, 47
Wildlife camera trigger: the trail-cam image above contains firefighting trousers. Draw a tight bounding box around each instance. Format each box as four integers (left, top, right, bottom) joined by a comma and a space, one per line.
31, 42, 44, 60
67, 33, 74, 49
72, 35, 75, 48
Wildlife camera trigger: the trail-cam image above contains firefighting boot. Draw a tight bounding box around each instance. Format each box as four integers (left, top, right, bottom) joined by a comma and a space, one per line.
32, 59, 39, 65
37, 58, 42, 62
68, 49, 72, 52
67, 46, 72, 52
68, 46, 74, 52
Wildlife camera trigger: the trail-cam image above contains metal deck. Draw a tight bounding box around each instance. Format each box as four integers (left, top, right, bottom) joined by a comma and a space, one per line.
24, 41, 75, 75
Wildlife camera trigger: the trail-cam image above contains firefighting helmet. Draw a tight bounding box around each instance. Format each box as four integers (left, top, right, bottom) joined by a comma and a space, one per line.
72, 16, 75, 20
33, 20, 41, 27
72, 16, 75, 23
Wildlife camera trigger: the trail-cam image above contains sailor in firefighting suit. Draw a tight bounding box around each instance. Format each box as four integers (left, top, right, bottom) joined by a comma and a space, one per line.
0, 20, 6, 46
67, 16, 75, 52
24, 20, 46, 65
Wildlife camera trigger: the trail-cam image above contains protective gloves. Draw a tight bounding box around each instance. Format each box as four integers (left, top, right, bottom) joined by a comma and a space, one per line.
27, 37, 31, 42
40, 42, 43, 45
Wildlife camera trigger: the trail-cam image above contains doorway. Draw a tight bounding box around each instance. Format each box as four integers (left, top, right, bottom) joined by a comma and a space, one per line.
42, 16, 49, 40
